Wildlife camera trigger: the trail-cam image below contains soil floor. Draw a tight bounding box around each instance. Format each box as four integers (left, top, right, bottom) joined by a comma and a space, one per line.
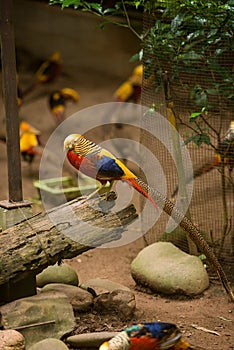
65, 245, 234, 350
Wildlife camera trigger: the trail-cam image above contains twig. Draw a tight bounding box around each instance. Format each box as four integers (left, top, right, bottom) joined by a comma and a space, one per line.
14, 320, 56, 330
199, 114, 219, 137
191, 324, 221, 336
121, 0, 142, 41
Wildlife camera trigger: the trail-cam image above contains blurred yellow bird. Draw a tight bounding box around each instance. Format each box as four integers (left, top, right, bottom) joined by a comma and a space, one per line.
20, 121, 42, 164
114, 65, 143, 103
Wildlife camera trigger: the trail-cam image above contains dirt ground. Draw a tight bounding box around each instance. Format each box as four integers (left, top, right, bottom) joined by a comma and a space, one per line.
0, 2, 234, 349
65, 246, 234, 350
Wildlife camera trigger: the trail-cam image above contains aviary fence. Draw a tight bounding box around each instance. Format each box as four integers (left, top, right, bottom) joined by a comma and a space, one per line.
140, 2, 234, 274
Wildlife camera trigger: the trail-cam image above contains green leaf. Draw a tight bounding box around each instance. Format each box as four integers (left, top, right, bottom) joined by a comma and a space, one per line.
190, 86, 208, 107
189, 111, 202, 120
207, 88, 219, 95
184, 134, 210, 147
207, 28, 218, 38
179, 51, 203, 60
60, 0, 80, 8
171, 13, 184, 32
102, 7, 116, 15
198, 254, 207, 261
134, 1, 141, 9
201, 106, 207, 113
129, 50, 143, 62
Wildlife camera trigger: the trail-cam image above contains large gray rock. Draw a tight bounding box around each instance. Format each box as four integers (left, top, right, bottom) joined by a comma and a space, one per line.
41, 283, 93, 311
0, 291, 75, 348
0, 330, 25, 350
28, 338, 69, 350
131, 242, 209, 296
36, 263, 78, 287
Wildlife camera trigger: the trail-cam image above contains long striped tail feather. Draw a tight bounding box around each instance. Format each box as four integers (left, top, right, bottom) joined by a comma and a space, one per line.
134, 177, 234, 302
126, 178, 157, 208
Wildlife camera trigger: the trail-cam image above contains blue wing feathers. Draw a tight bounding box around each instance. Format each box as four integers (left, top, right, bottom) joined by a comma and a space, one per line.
96, 156, 124, 178
143, 322, 177, 338
126, 322, 177, 339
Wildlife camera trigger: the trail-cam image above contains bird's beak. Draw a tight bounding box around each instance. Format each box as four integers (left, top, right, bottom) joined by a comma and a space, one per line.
64, 142, 71, 151
63, 139, 69, 151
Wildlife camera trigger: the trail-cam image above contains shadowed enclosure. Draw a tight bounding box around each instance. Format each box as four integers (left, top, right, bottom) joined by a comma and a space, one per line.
140, 3, 234, 279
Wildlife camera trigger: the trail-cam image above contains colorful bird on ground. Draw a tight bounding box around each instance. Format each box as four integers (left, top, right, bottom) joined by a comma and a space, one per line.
114, 65, 143, 103
20, 121, 42, 164
22, 51, 62, 97
64, 133, 234, 301
171, 121, 234, 199
99, 322, 191, 350
49, 87, 80, 124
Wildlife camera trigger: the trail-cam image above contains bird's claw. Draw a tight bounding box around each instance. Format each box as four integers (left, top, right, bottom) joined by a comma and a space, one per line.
105, 191, 118, 201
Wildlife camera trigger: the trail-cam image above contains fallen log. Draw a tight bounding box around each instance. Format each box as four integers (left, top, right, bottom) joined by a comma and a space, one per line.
0, 195, 138, 286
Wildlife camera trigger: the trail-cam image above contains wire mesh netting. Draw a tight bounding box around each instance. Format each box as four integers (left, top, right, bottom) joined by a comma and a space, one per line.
140, 2, 234, 270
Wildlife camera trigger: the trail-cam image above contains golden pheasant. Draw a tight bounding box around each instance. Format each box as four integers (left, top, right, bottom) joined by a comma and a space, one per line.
64, 133, 234, 302
49, 87, 80, 124
171, 121, 234, 198
99, 322, 191, 350
20, 121, 42, 164
114, 65, 143, 103
23, 51, 62, 96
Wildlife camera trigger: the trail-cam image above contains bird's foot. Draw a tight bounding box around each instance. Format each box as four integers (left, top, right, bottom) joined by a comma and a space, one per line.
99, 191, 117, 212
105, 191, 117, 201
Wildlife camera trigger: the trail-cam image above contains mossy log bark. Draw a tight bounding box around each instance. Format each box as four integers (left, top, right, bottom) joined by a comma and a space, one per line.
0, 196, 137, 286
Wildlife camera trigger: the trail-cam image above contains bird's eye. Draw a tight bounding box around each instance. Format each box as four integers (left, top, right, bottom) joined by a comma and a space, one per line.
68, 143, 74, 150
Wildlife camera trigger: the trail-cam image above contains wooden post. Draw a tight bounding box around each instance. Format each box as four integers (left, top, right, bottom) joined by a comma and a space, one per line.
0, 0, 36, 301
0, 0, 33, 228
0, 0, 23, 202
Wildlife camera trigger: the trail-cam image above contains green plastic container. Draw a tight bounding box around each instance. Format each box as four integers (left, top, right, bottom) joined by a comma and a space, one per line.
34, 176, 108, 208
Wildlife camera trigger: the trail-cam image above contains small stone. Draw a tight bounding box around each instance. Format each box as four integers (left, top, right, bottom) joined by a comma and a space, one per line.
94, 289, 136, 320
41, 283, 93, 311
36, 263, 79, 287
131, 242, 209, 296
28, 338, 69, 350
81, 278, 130, 296
0, 329, 25, 350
